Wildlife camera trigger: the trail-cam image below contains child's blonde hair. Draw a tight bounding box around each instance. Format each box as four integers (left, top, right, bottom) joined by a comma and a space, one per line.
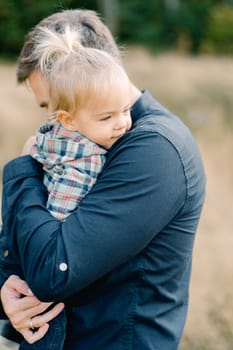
35, 25, 130, 118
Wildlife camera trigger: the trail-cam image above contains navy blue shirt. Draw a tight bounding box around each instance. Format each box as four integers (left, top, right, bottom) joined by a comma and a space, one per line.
1, 91, 206, 349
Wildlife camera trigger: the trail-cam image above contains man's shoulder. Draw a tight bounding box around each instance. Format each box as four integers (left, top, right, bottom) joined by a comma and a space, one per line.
117, 90, 204, 179
131, 90, 191, 145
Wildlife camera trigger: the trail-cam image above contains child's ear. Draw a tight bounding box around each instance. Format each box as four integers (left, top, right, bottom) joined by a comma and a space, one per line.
57, 111, 76, 131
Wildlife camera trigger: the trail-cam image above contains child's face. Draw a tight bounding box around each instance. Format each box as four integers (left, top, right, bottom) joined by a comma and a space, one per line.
28, 69, 132, 149
71, 87, 132, 149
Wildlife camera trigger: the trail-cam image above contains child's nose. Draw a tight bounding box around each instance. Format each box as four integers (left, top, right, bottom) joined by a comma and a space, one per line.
114, 115, 128, 130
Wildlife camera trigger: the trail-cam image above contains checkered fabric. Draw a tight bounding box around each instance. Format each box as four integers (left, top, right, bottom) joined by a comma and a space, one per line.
31, 123, 107, 221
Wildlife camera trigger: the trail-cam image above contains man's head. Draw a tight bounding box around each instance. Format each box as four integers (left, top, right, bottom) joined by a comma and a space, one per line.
17, 9, 122, 84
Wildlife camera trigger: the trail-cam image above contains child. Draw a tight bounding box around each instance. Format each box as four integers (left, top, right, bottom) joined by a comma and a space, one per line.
1, 25, 132, 349
30, 25, 132, 222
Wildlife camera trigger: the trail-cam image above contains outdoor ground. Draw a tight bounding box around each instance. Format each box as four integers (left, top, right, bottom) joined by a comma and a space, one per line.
0, 48, 232, 349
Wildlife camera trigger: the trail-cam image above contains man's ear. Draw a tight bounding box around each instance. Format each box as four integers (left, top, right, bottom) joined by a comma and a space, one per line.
57, 111, 76, 131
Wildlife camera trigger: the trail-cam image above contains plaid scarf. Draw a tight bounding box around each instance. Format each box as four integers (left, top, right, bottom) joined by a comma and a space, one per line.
31, 123, 107, 221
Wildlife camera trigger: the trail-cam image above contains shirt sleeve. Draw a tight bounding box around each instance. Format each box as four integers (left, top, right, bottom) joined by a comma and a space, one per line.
2, 132, 186, 302
0, 227, 22, 285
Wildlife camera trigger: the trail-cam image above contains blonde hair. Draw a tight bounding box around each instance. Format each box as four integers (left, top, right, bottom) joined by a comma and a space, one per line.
35, 25, 129, 119
17, 10, 122, 84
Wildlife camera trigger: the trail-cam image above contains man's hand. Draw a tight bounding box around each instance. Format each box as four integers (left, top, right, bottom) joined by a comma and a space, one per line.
0, 275, 64, 344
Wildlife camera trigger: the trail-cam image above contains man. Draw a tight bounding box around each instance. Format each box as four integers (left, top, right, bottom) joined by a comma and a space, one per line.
0, 9, 206, 350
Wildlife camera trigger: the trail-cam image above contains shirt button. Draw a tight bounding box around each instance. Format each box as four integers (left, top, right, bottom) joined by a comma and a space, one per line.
54, 165, 64, 176
3, 250, 9, 257
59, 262, 68, 271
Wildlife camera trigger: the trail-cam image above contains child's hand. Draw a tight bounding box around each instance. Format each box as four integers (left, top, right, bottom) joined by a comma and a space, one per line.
21, 136, 36, 156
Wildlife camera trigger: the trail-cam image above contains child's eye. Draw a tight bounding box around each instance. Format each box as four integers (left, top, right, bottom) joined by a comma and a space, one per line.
100, 115, 111, 121
123, 107, 131, 115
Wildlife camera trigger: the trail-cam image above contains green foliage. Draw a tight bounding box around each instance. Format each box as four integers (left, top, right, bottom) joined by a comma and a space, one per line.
201, 5, 233, 54
0, 0, 232, 56
119, 0, 164, 49
0, 0, 98, 57
172, 0, 214, 53
0, 0, 58, 56
118, 0, 223, 53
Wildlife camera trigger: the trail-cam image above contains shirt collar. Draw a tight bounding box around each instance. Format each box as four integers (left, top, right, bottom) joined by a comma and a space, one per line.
131, 90, 170, 123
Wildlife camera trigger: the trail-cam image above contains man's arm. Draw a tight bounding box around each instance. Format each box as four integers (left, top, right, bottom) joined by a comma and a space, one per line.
2, 132, 186, 302
0, 220, 24, 320
0, 226, 23, 289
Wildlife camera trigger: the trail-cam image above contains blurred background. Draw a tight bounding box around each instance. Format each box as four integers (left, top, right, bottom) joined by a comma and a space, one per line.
0, 1, 233, 349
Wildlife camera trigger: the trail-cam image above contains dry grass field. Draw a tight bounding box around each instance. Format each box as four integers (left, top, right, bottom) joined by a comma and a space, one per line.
0, 49, 233, 349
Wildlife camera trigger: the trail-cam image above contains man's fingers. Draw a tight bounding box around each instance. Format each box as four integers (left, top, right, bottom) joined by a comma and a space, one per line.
22, 324, 49, 344
1, 277, 41, 322
6, 275, 32, 296
30, 302, 64, 329
13, 302, 64, 332
3, 296, 44, 324
19, 303, 64, 344
25, 300, 54, 317
10, 300, 54, 331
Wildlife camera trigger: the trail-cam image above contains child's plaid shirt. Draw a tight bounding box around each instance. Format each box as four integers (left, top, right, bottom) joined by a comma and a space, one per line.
31, 123, 107, 221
